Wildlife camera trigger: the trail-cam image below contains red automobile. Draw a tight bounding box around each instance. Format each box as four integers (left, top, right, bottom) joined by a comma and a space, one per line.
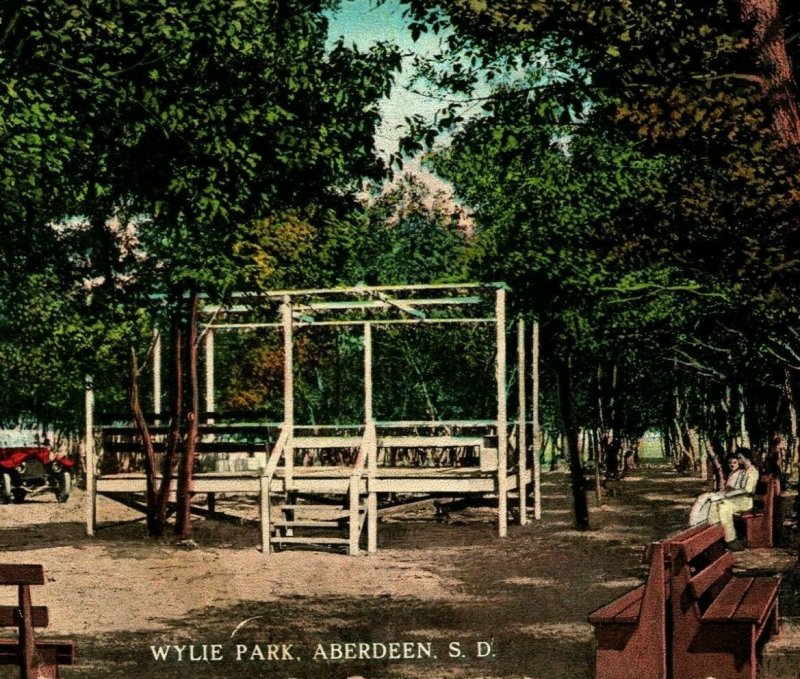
0, 433, 74, 504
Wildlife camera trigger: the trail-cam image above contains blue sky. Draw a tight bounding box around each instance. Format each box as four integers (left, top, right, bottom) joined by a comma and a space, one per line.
326, 0, 445, 158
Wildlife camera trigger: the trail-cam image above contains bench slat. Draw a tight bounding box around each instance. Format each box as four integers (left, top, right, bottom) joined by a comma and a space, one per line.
663, 524, 714, 547
613, 594, 646, 624
702, 577, 752, 622
0, 606, 48, 627
589, 585, 645, 624
730, 577, 780, 625
739, 510, 764, 519
0, 639, 75, 665
680, 524, 725, 563
0, 565, 44, 586
689, 551, 734, 601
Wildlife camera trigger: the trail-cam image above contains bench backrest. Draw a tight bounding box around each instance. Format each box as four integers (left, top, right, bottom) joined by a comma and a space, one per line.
0, 565, 43, 586
0, 563, 45, 678
753, 474, 779, 511
0, 607, 48, 627
668, 523, 732, 616
0, 564, 49, 630
0, 564, 76, 675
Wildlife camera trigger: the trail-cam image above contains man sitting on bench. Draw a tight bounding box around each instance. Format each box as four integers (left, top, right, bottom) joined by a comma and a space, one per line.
708, 447, 759, 550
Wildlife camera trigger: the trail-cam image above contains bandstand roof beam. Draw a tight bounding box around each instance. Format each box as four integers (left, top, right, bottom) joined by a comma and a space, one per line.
202, 318, 496, 330
370, 290, 426, 319
202, 296, 484, 316
230, 282, 507, 298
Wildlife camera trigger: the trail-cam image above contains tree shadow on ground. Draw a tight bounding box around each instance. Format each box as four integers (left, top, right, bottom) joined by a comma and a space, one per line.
59, 593, 595, 679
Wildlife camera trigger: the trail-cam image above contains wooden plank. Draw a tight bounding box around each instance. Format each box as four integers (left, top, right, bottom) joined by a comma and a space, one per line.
293, 436, 362, 449
97, 476, 262, 494
702, 577, 752, 622
679, 524, 725, 562
280, 503, 346, 510
348, 478, 360, 556
731, 577, 780, 624
613, 595, 646, 624
689, 552, 734, 601
0, 606, 48, 627
0, 566, 44, 586
664, 523, 713, 545
104, 441, 263, 454
19, 582, 34, 679
289, 478, 350, 494
531, 320, 541, 521
85, 377, 96, 538
270, 536, 349, 545
496, 287, 508, 539
378, 436, 483, 448
0, 639, 75, 665
369, 477, 497, 493
589, 585, 645, 624
259, 469, 270, 556
517, 318, 527, 526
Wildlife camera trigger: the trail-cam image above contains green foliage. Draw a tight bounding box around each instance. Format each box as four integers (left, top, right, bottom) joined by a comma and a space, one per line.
350, 175, 469, 285
0, 0, 402, 430
386, 0, 800, 448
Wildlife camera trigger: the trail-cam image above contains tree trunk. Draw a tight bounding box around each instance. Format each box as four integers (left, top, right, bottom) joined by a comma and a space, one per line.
129, 347, 158, 534
555, 358, 589, 529
739, 0, 800, 156
786, 368, 800, 483
154, 319, 184, 536
175, 292, 200, 539
704, 437, 725, 491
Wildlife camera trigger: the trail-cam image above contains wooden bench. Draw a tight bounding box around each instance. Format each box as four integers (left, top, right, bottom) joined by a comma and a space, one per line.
588, 524, 712, 679
0, 564, 75, 678
588, 539, 674, 679
735, 474, 780, 548
668, 523, 780, 679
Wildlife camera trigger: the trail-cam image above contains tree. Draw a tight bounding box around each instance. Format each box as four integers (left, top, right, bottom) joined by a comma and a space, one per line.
384, 0, 800, 526
1, 0, 401, 538
351, 174, 468, 285
221, 176, 480, 426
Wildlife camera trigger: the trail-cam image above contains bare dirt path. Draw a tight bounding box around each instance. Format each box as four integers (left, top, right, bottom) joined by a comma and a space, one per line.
0, 465, 792, 678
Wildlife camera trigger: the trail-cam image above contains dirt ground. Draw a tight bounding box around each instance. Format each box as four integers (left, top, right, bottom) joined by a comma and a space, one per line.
0, 464, 796, 679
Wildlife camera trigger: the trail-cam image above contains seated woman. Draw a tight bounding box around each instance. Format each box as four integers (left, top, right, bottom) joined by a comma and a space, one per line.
707, 448, 759, 549
688, 454, 745, 526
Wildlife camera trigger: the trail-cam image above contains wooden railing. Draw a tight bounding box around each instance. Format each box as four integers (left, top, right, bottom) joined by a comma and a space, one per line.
348, 424, 375, 555
259, 428, 289, 554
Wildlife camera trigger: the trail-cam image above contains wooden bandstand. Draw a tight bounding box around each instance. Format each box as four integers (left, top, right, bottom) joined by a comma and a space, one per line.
85, 283, 543, 555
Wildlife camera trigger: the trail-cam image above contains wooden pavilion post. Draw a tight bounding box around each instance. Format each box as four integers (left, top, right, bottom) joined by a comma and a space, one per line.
496, 288, 508, 538
203, 327, 217, 511
152, 330, 162, 425
364, 322, 378, 554
532, 320, 542, 520
85, 374, 96, 536
259, 466, 270, 555
517, 318, 528, 525
204, 328, 215, 423
282, 296, 294, 486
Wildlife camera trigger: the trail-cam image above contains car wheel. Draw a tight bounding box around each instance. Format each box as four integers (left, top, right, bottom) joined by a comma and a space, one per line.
54, 470, 71, 503
11, 488, 26, 504
0, 473, 11, 504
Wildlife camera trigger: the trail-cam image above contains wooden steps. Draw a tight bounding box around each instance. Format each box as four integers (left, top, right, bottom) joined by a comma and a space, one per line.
270, 536, 350, 546
273, 520, 343, 528
271, 493, 366, 553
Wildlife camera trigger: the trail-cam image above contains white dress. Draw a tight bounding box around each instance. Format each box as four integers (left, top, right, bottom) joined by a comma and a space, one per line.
688, 468, 746, 527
